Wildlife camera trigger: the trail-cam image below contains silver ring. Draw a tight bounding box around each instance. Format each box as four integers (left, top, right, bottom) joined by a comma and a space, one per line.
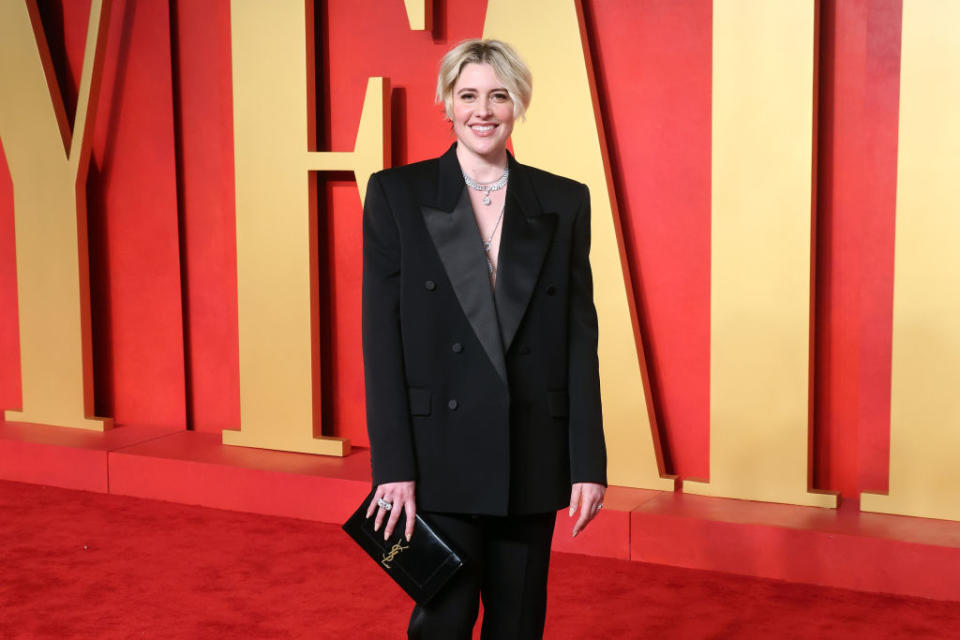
377, 497, 393, 511
596, 503, 604, 510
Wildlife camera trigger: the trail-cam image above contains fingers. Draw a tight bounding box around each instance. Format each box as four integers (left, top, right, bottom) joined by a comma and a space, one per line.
366, 482, 417, 541
384, 500, 403, 540
374, 498, 388, 532
569, 484, 582, 517
404, 497, 416, 542
366, 490, 382, 519
570, 483, 605, 537
572, 502, 592, 537
366, 487, 389, 532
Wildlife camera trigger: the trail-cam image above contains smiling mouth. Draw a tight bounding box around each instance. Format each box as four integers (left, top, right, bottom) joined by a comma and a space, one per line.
470, 124, 497, 136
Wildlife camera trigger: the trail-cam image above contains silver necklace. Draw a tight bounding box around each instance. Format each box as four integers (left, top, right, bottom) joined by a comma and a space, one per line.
463, 167, 509, 206
484, 201, 506, 274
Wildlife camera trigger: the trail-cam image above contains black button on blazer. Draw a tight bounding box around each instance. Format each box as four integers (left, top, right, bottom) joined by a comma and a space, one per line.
362, 143, 606, 516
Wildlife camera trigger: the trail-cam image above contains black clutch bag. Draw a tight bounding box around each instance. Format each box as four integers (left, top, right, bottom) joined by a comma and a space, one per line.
342, 492, 464, 605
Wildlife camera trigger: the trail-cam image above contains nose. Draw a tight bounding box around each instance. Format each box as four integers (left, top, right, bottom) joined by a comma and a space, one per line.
475, 99, 492, 117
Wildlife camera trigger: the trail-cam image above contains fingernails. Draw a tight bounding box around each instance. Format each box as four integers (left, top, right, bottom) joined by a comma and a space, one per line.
569, 507, 575, 516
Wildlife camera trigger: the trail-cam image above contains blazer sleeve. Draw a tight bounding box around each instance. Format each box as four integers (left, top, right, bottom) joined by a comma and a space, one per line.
567, 183, 608, 486
362, 172, 417, 485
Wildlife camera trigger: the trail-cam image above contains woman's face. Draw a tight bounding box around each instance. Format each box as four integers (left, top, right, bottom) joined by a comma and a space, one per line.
451, 62, 515, 162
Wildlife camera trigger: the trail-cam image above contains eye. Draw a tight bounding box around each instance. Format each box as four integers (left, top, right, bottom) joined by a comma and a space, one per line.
492, 92, 510, 102
458, 91, 476, 102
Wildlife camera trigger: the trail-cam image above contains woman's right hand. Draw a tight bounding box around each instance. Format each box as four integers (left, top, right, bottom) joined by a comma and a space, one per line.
366, 480, 417, 542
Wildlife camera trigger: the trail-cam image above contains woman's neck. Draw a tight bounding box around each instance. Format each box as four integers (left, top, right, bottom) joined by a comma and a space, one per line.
456, 144, 508, 183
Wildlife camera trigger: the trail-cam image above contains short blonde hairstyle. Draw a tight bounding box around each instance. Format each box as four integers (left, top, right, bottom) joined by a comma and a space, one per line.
435, 39, 533, 120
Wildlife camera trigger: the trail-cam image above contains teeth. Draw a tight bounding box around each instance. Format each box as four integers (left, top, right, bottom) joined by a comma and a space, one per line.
472, 125, 494, 132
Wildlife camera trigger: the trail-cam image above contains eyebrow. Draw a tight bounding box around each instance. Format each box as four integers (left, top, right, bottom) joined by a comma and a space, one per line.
456, 87, 509, 92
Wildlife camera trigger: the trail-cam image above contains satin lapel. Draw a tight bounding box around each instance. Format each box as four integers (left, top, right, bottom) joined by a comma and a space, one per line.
421, 188, 508, 384
494, 162, 557, 353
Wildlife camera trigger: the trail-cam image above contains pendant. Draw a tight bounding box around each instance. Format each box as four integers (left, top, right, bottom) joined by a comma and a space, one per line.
482, 193, 491, 205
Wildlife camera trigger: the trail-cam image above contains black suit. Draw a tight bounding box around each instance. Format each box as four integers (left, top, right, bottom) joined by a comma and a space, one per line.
362, 143, 606, 637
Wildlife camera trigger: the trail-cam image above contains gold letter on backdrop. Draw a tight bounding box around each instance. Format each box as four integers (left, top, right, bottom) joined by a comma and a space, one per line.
402, 0, 431, 31
861, 0, 960, 521
0, 0, 113, 431
484, 0, 674, 490
225, 0, 389, 455
684, 0, 835, 507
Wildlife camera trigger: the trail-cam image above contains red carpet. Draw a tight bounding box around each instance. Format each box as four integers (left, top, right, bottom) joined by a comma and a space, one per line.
1, 480, 958, 639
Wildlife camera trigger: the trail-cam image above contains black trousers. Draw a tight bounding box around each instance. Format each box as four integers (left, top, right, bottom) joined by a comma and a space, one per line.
407, 511, 557, 640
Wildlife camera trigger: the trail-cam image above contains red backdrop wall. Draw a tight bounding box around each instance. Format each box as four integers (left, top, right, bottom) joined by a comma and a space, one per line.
0, 0, 903, 501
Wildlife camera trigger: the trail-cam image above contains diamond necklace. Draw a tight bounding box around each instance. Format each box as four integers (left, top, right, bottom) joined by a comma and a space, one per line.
463, 167, 509, 206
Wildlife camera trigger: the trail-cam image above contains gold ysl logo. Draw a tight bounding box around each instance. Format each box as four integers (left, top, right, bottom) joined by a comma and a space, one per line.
381, 539, 410, 569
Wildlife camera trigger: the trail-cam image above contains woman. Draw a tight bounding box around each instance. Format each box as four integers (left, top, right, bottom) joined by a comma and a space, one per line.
362, 39, 606, 639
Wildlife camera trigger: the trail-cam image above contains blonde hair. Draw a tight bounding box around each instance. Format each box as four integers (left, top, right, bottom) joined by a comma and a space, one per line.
435, 39, 532, 120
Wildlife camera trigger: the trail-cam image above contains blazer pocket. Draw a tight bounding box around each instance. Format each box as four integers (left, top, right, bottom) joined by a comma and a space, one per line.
547, 390, 569, 418
408, 387, 432, 416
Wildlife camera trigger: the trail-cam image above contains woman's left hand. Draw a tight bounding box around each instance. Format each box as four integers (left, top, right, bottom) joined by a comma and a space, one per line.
569, 482, 606, 537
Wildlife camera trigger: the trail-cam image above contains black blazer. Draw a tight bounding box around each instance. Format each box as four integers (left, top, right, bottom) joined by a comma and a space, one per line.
362, 143, 606, 516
